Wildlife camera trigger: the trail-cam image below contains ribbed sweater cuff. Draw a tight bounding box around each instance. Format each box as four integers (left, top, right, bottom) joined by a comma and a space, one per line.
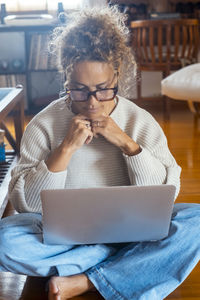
24, 160, 68, 211
25, 160, 67, 192
123, 148, 167, 185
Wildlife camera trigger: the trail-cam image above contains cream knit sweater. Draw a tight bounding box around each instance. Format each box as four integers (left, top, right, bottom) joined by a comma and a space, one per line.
9, 96, 181, 213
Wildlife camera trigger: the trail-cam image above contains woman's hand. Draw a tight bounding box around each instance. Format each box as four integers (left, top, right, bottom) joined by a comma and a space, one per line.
91, 114, 141, 156
45, 115, 93, 172
61, 114, 93, 152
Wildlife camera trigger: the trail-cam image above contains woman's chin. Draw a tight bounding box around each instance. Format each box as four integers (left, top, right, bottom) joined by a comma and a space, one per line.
84, 111, 103, 120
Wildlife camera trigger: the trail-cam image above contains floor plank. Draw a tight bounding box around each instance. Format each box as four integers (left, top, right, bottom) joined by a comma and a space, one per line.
166, 263, 200, 299
0, 272, 26, 300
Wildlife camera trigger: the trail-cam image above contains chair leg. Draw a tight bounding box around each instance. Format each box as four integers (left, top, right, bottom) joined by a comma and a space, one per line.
194, 115, 199, 130
136, 68, 142, 100
187, 100, 197, 114
187, 101, 200, 129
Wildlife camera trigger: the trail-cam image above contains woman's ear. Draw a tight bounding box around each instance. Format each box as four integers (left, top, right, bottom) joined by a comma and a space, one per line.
116, 65, 121, 77
116, 68, 120, 81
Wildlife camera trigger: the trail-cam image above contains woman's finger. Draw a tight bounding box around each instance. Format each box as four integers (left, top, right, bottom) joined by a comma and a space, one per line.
91, 120, 105, 128
74, 116, 91, 128
85, 133, 93, 144
83, 121, 91, 129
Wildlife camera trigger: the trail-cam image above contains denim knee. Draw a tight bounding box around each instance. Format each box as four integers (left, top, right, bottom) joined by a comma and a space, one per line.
0, 213, 42, 257
0, 213, 43, 273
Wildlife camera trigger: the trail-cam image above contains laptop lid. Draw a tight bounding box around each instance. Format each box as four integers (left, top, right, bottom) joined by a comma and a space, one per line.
41, 185, 176, 245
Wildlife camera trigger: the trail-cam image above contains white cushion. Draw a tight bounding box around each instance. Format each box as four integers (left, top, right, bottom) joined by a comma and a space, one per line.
161, 63, 200, 102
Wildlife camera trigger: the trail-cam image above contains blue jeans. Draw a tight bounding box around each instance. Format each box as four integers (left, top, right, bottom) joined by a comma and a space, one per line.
0, 203, 199, 300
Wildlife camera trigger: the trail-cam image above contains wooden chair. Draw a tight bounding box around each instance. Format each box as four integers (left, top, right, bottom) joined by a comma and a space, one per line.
130, 19, 199, 119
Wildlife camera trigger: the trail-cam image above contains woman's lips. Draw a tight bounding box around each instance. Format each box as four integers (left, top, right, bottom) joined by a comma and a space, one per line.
85, 107, 99, 113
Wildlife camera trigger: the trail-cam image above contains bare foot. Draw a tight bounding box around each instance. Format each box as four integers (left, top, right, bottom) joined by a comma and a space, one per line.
48, 274, 96, 300
48, 279, 61, 300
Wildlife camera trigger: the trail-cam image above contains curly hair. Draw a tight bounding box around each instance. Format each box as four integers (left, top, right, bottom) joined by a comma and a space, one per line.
50, 6, 137, 98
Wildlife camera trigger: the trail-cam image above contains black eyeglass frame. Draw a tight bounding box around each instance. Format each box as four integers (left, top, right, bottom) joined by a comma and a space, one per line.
65, 86, 118, 102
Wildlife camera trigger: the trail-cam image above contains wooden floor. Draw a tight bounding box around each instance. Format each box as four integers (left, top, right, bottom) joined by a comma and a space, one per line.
1, 100, 200, 300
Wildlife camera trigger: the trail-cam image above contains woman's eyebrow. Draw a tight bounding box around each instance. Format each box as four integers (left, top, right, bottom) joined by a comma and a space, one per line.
96, 81, 110, 88
71, 80, 110, 88
70, 81, 87, 87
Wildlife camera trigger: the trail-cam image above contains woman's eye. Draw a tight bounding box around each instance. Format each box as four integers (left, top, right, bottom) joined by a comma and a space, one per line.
98, 86, 108, 90
76, 88, 88, 92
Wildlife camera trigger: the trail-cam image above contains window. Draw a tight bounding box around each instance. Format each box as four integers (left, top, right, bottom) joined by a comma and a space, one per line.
1, 0, 84, 12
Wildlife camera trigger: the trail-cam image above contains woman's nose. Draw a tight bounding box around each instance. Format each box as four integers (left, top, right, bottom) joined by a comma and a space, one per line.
87, 94, 98, 105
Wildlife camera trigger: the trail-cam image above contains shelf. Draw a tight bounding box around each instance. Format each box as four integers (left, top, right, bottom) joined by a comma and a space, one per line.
109, 0, 200, 20
0, 25, 60, 111
0, 72, 25, 75
0, 24, 56, 32
28, 69, 57, 72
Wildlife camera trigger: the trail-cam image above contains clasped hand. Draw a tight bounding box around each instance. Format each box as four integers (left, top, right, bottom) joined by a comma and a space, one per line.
62, 114, 140, 156
46, 114, 141, 172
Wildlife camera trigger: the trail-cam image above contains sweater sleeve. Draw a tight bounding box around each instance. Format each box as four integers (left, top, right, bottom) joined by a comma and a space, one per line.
123, 112, 181, 200
8, 116, 68, 213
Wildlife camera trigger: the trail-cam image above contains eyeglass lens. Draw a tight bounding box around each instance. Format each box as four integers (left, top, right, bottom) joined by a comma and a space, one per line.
70, 89, 116, 102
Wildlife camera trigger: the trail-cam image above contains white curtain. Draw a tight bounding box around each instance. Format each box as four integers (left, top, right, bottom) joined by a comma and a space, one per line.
0, 0, 107, 12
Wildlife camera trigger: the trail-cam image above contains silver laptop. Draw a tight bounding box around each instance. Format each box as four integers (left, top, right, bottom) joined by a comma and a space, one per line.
41, 185, 176, 245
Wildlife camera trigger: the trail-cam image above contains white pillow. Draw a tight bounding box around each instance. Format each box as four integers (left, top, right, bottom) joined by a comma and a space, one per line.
161, 63, 200, 102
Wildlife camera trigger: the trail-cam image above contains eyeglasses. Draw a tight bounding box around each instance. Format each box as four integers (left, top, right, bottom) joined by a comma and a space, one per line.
66, 86, 118, 102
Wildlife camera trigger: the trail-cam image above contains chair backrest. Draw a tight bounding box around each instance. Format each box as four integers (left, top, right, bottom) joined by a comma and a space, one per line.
130, 19, 199, 75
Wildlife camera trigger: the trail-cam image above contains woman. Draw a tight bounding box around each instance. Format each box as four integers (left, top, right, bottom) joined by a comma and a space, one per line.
0, 6, 199, 300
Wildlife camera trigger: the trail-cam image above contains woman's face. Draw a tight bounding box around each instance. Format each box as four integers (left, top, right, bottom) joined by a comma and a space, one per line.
68, 61, 118, 120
